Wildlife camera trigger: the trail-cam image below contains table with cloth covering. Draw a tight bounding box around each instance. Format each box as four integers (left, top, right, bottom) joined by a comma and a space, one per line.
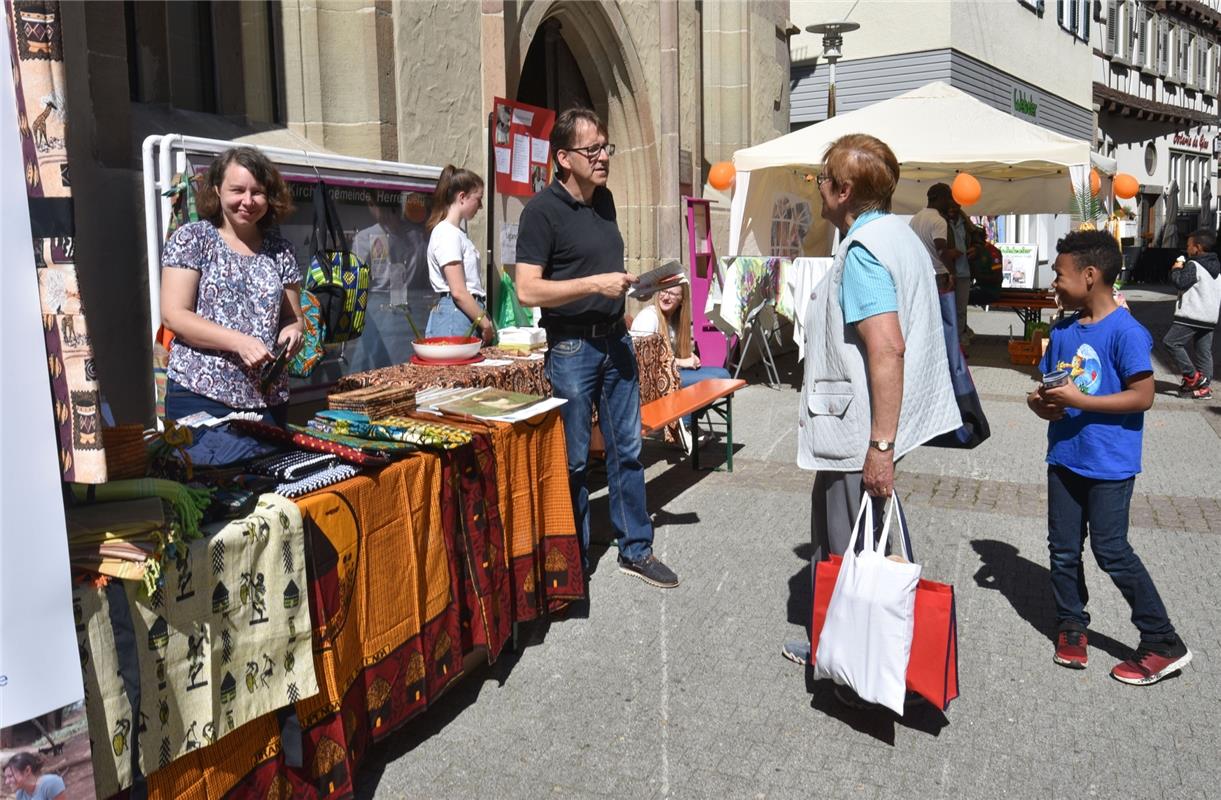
336, 333, 681, 406
337, 333, 682, 445
82, 411, 580, 800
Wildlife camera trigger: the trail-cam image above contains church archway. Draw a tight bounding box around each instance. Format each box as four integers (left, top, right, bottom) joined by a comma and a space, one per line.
514, 2, 661, 272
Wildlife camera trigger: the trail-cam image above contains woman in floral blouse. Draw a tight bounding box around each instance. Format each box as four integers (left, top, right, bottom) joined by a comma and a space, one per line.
161, 147, 303, 426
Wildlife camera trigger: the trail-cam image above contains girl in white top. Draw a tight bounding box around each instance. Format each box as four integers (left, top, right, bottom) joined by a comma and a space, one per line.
425, 165, 494, 343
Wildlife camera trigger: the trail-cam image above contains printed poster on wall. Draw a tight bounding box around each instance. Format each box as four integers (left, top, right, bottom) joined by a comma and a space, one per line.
492, 97, 555, 197
998, 243, 1038, 289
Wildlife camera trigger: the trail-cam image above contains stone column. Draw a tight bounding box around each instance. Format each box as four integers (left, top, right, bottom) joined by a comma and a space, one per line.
657, 0, 682, 263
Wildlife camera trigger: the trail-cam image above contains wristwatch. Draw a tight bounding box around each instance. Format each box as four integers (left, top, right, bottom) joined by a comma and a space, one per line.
869, 439, 894, 453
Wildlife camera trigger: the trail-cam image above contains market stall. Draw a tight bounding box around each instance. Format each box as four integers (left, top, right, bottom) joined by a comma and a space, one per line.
71, 410, 580, 799
728, 81, 1117, 258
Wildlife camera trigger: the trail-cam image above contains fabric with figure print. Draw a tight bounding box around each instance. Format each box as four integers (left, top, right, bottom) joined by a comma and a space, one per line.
6, 1, 108, 481
73, 494, 318, 797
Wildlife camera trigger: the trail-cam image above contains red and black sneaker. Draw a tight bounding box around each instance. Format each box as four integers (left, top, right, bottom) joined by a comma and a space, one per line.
1054, 629, 1089, 669
1180, 371, 1206, 395
1111, 641, 1193, 686
1191, 382, 1213, 400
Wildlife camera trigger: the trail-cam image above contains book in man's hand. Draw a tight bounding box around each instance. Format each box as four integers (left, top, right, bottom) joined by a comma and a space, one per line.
628, 260, 687, 301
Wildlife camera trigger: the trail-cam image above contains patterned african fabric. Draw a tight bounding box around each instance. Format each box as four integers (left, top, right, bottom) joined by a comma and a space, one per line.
273, 463, 361, 499
441, 435, 510, 662
91, 411, 580, 800
6, 0, 107, 482
229, 419, 394, 466
74, 494, 317, 797
364, 416, 471, 450
440, 412, 585, 622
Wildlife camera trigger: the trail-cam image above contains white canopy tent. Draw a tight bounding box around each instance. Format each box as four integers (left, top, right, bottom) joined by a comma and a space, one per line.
728, 81, 1115, 256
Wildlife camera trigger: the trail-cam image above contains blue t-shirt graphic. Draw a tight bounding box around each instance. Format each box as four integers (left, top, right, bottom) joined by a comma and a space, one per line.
1038, 306, 1153, 480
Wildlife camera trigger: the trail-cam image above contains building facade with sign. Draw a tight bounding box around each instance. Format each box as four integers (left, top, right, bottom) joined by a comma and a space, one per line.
1095, 0, 1221, 246
49, 0, 791, 423
789, 0, 1094, 138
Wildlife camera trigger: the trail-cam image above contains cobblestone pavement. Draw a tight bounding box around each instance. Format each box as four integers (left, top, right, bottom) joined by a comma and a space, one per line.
355, 292, 1219, 799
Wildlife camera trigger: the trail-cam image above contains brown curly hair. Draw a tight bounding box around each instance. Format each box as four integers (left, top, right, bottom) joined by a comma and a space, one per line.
195, 147, 294, 231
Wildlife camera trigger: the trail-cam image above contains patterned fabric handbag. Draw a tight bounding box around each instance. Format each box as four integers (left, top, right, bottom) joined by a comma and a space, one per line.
287, 289, 325, 377
304, 181, 370, 343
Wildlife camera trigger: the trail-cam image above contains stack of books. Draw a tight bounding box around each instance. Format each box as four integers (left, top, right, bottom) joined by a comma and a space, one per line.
328, 384, 417, 419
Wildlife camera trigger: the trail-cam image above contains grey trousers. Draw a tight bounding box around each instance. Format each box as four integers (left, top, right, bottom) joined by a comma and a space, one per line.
1163, 321, 1214, 380
810, 470, 907, 563
955, 278, 971, 339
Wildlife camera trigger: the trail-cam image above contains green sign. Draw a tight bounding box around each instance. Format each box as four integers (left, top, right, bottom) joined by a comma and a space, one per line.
1013, 88, 1038, 119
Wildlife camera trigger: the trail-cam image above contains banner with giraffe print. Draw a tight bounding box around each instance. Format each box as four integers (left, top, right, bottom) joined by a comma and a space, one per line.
5, 0, 107, 482
73, 494, 318, 797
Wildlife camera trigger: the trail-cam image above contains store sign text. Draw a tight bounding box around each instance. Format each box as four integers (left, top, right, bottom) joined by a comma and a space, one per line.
1171, 133, 1209, 151
1013, 88, 1038, 120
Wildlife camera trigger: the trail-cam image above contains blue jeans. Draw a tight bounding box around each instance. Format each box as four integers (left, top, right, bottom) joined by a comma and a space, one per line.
1046, 465, 1177, 646
545, 332, 653, 568
426, 294, 485, 338
678, 365, 732, 425
165, 379, 286, 427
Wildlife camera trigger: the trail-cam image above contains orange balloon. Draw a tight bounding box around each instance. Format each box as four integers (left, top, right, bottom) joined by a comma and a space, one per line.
1113, 173, 1139, 200
1089, 168, 1102, 197
951, 172, 982, 206
709, 161, 736, 191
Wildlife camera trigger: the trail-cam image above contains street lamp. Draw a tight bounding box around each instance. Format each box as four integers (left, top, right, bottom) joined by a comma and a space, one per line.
805, 21, 859, 119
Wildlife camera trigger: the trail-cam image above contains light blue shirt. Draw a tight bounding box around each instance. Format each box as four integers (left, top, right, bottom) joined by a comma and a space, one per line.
839, 210, 899, 324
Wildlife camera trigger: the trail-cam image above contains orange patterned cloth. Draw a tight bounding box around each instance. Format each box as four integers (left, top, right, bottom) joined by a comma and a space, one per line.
123, 412, 579, 800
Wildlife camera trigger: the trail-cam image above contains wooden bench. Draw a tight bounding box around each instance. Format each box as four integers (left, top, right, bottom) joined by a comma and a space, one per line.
985, 288, 1059, 329
640, 378, 747, 471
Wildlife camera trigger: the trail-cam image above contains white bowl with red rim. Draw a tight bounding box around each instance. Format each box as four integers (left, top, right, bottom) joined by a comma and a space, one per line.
412, 336, 483, 362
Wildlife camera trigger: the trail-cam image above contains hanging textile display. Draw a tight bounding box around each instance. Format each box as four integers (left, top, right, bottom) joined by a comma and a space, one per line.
5, 0, 107, 482
74, 494, 319, 798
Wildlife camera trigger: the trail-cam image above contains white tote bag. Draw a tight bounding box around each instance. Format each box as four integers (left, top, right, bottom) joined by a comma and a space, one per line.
812, 494, 922, 713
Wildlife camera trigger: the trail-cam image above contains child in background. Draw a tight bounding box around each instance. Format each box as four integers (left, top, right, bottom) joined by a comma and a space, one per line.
1164, 228, 1220, 400
1027, 230, 1191, 685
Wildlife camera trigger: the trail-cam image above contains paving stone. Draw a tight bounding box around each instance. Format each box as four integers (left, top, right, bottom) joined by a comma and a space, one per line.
354, 293, 1218, 798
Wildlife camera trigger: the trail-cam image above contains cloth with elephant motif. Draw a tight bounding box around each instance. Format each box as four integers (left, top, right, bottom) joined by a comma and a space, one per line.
73, 493, 318, 797
6, 0, 107, 481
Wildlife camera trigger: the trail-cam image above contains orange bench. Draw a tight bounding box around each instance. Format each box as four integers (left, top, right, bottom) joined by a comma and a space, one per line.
639, 378, 747, 471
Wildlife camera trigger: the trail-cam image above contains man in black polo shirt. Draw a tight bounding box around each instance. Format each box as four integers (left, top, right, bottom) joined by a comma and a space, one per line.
515, 108, 679, 589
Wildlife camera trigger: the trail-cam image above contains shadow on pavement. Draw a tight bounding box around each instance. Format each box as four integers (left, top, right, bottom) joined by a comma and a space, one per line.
804, 677, 951, 743
970, 538, 1130, 661
786, 543, 814, 628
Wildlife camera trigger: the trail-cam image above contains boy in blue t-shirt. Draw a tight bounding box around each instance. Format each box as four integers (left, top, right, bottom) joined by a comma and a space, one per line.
1027, 230, 1191, 685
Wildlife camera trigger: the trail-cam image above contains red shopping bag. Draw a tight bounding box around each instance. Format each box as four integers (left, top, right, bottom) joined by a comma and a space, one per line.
812, 555, 959, 711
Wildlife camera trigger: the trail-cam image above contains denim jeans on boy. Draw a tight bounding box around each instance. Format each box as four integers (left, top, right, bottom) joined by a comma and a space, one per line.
1046, 465, 1178, 647
1162, 322, 1214, 381
425, 294, 485, 338
545, 331, 654, 569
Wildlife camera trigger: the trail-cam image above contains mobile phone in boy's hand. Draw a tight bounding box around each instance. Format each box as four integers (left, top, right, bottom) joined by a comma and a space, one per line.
258, 342, 289, 393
